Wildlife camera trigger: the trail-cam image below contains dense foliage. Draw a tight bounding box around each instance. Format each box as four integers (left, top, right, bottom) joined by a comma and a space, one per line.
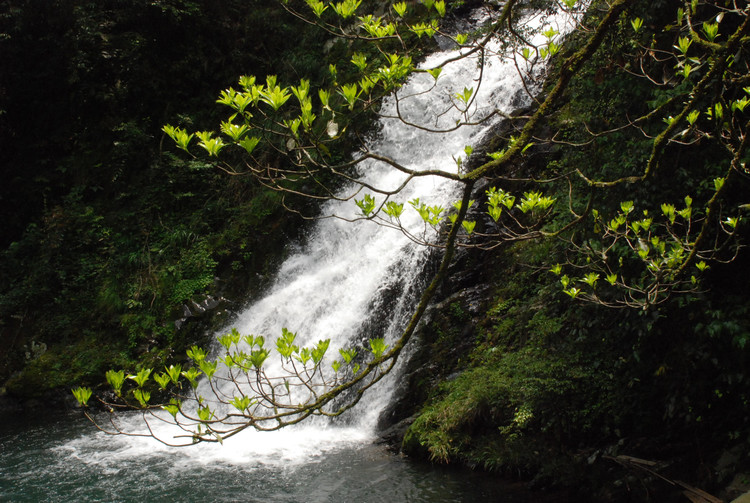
0, 0, 335, 396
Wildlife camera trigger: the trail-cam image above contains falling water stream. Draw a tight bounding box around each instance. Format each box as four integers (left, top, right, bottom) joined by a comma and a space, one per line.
1, 8, 581, 502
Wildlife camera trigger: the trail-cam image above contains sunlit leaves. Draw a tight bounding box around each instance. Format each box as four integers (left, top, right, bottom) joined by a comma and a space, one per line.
199, 359, 218, 379
486, 187, 515, 222
359, 15, 396, 38
106, 369, 125, 395
434, 0, 445, 17
369, 337, 388, 359
72, 386, 93, 407
454, 87, 473, 105
732, 97, 750, 113
249, 348, 269, 369
339, 347, 357, 364
182, 367, 202, 388
516, 191, 555, 213
195, 131, 225, 156
631, 17, 643, 33
258, 76, 292, 111
702, 21, 719, 42
128, 368, 152, 387
427, 67, 442, 81
187, 345, 207, 362
162, 125, 193, 152
331, 0, 362, 19
340, 83, 361, 110
305, 0, 328, 17
581, 272, 599, 288
238, 136, 261, 155
392, 1, 407, 17
410, 198, 444, 226
276, 328, 298, 359
355, 193, 376, 217
410, 20, 438, 38
230, 395, 252, 412
133, 389, 151, 408
349, 54, 367, 75
384, 201, 404, 219
163, 399, 181, 418
311, 339, 330, 365
675, 36, 691, 56
220, 121, 249, 141
154, 372, 171, 390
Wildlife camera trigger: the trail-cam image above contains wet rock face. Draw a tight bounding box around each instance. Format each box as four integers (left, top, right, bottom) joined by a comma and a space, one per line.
174, 295, 230, 330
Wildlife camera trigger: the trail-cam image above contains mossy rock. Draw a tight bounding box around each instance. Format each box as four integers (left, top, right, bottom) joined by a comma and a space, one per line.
4, 337, 129, 398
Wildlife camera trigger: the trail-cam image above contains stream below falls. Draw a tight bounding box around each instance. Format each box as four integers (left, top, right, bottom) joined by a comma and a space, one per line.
0, 409, 572, 502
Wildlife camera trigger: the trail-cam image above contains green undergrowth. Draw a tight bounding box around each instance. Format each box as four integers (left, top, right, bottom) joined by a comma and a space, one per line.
403, 234, 750, 495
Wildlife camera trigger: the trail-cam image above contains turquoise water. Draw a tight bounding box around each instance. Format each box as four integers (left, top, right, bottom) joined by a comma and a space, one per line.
0, 409, 566, 502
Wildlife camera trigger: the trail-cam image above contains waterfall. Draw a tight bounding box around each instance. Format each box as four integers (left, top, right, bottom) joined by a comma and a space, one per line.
66, 6, 583, 468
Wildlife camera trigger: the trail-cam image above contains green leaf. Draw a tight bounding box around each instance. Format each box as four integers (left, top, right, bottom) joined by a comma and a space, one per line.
250, 349, 269, 369
166, 364, 182, 385
133, 389, 151, 408
199, 359, 218, 379
154, 372, 171, 390
675, 36, 691, 55
339, 348, 357, 364
332, 0, 362, 19
563, 287, 581, 299
72, 387, 93, 407
196, 131, 225, 156
163, 399, 181, 418
163, 124, 194, 152
434, 0, 445, 16
427, 67, 442, 81
305, 0, 328, 17
182, 368, 202, 388
259, 78, 292, 111
238, 136, 260, 155
560, 275, 571, 288
351, 53, 367, 71
455, 87, 473, 105
187, 345, 207, 362
106, 369, 125, 394
581, 272, 600, 288
393, 1, 407, 17
340, 83, 361, 110
198, 405, 213, 422
369, 338, 389, 359
384, 201, 404, 219
128, 368, 152, 388
355, 194, 377, 217
702, 21, 719, 42
311, 339, 330, 364
230, 395, 252, 412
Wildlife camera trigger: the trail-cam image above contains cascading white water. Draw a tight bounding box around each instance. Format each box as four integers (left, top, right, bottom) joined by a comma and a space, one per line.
61, 7, 583, 469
